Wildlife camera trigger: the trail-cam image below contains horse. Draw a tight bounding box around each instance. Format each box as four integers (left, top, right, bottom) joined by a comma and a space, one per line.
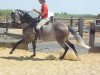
9, 9, 90, 59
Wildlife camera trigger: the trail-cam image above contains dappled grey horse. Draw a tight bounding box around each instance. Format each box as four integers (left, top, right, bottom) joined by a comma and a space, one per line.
9, 10, 90, 59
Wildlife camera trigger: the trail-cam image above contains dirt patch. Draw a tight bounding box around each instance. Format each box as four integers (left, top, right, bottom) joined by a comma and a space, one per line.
0, 47, 100, 75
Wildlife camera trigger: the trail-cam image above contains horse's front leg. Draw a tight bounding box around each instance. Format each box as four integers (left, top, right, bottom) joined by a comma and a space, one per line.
9, 39, 24, 54
30, 40, 36, 58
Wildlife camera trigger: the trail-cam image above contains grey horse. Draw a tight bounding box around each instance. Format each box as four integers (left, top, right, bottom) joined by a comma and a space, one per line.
9, 10, 90, 59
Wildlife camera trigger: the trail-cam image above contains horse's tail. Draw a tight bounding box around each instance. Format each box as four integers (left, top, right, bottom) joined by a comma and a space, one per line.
68, 27, 91, 49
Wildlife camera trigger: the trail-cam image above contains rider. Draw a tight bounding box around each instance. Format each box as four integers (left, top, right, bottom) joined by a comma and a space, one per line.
33, 0, 49, 30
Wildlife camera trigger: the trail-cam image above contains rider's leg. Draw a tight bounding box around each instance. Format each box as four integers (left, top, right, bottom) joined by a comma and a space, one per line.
37, 29, 42, 42
36, 18, 49, 42
36, 18, 49, 30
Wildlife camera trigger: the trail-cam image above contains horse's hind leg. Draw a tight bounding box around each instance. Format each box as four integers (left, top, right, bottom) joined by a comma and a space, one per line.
59, 43, 69, 59
57, 38, 69, 59
9, 39, 24, 54
66, 40, 79, 58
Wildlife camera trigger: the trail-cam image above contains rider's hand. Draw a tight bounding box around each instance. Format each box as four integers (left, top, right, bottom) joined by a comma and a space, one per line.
33, 9, 37, 12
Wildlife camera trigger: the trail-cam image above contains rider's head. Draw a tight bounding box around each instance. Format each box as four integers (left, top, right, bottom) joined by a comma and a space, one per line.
38, 0, 45, 4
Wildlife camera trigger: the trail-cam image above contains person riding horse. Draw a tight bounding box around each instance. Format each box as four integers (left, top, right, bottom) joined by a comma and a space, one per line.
33, 0, 49, 30
33, 0, 49, 41
10, 9, 91, 59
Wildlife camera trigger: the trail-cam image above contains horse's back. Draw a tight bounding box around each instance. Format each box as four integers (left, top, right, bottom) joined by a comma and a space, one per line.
53, 21, 68, 30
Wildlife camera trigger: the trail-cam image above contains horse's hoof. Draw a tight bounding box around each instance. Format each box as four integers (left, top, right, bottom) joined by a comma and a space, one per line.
59, 57, 64, 60
9, 51, 13, 54
33, 54, 36, 57
29, 55, 36, 58
29, 55, 33, 58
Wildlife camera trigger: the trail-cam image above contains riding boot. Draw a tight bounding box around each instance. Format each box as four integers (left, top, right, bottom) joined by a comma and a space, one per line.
36, 29, 42, 42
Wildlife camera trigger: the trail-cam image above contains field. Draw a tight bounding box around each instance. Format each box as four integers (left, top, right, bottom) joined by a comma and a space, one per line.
0, 47, 100, 75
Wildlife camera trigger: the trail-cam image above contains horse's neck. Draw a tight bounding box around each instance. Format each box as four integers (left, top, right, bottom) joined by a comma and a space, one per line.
20, 22, 35, 31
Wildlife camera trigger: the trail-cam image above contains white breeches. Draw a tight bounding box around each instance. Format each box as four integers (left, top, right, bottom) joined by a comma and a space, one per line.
36, 18, 50, 30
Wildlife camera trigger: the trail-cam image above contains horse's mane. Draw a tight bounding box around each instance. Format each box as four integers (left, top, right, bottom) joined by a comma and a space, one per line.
15, 9, 38, 27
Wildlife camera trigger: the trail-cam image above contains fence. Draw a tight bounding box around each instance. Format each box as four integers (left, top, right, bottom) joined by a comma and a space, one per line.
89, 22, 100, 52
0, 17, 100, 50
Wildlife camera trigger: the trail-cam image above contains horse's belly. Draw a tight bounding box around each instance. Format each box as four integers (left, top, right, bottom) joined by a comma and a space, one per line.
41, 32, 56, 42
41, 25, 56, 41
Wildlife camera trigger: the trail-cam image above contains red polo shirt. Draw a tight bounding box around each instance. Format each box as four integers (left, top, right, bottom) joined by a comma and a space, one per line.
41, 3, 48, 18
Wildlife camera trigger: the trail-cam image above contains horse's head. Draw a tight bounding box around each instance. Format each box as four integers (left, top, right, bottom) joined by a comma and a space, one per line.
11, 10, 25, 24
11, 9, 40, 27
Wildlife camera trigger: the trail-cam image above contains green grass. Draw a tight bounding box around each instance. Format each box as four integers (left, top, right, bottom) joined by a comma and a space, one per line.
54, 13, 96, 18
0, 9, 97, 21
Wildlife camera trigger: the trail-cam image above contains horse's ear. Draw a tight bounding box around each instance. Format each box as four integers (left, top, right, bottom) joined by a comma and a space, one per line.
12, 10, 15, 12
11, 10, 15, 16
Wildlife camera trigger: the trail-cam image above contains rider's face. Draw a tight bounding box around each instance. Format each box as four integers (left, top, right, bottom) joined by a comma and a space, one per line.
38, 0, 43, 4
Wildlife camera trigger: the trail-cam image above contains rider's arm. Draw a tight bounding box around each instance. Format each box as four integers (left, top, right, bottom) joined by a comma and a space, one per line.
33, 9, 42, 15
33, 4, 48, 18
